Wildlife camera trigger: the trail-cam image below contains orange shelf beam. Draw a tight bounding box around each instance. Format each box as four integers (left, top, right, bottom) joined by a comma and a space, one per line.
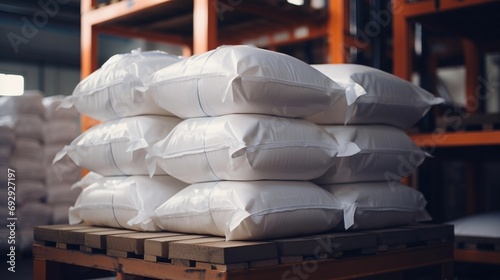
410, 131, 500, 147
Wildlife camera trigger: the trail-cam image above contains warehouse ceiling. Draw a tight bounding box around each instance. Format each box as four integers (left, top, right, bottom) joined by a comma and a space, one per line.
0, 0, 81, 67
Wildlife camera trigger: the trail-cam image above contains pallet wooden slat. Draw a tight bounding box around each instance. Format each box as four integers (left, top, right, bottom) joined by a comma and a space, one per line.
144, 234, 208, 258
85, 229, 135, 249
106, 232, 182, 255
273, 231, 378, 257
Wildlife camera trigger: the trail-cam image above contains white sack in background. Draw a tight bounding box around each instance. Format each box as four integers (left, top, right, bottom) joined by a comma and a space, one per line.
50, 203, 73, 224
43, 95, 79, 120
10, 158, 45, 181
307, 64, 444, 128
153, 181, 345, 241
62, 50, 182, 121
55, 115, 181, 176
17, 228, 36, 253
0, 114, 43, 140
0, 145, 11, 161
0, 90, 45, 116
13, 137, 43, 161
0, 125, 15, 146
42, 120, 79, 144
46, 160, 81, 186
46, 183, 81, 204
148, 45, 344, 118
322, 182, 431, 230
16, 180, 47, 205
17, 202, 52, 229
315, 125, 426, 184
43, 143, 65, 165
149, 114, 359, 183
69, 176, 187, 231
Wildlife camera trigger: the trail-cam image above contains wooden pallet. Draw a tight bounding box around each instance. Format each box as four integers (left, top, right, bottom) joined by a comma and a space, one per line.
455, 235, 500, 251
33, 224, 456, 279
454, 235, 500, 265
33, 223, 454, 272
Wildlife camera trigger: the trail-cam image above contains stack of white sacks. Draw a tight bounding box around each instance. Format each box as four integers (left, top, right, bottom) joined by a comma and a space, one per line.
0, 92, 52, 251
42, 96, 82, 224
56, 50, 187, 231
63, 46, 443, 240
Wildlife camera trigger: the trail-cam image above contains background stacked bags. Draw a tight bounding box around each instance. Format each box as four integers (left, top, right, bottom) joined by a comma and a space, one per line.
42, 96, 82, 225
62, 45, 442, 241
0, 92, 82, 252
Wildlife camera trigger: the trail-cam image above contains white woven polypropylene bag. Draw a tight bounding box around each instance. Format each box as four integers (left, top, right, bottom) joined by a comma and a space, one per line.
69, 175, 187, 231
43, 95, 79, 120
55, 115, 181, 176
322, 182, 431, 230
148, 114, 359, 183
152, 181, 345, 240
148, 45, 345, 118
61, 50, 182, 121
0, 90, 45, 117
0, 114, 44, 140
42, 120, 79, 144
315, 125, 426, 184
307, 64, 443, 128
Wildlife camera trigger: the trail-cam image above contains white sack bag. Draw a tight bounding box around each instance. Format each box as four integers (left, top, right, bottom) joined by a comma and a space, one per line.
70, 171, 103, 190
18, 202, 52, 228
10, 158, 45, 181
17, 180, 47, 205
43, 95, 79, 120
153, 181, 345, 240
148, 45, 345, 118
0, 90, 45, 116
315, 125, 426, 184
42, 120, 79, 144
307, 64, 444, 128
0, 145, 11, 160
69, 176, 187, 231
51, 204, 73, 224
148, 114, 359, 183
55, 115, 181, 176
61, 50, 182, 121
322, 182, 431, 230
0, 125, 15, 146
14, 137, 43, 160
0, 114, 43, 140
